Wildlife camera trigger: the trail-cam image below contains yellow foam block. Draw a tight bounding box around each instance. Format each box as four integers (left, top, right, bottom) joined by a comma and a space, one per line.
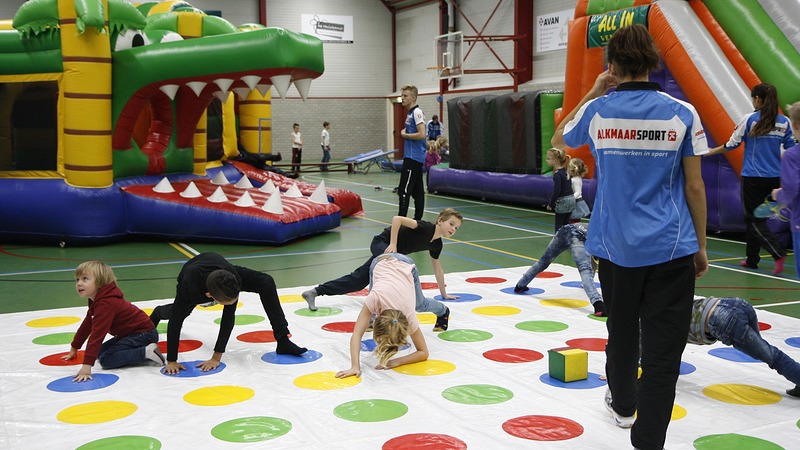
548, 346, 588, 382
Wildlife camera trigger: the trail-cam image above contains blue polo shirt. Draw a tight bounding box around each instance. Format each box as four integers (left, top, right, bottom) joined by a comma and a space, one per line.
404, 106, 426, 163
563, 82, 708, 267
724, 111, 794, 177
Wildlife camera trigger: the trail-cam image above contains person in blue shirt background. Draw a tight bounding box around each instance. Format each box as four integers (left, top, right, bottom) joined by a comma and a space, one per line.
427, 114, 442, 141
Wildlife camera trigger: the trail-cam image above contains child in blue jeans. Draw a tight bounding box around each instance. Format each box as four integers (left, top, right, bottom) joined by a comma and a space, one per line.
689, 296, 800, 397
514, 223, 605, 316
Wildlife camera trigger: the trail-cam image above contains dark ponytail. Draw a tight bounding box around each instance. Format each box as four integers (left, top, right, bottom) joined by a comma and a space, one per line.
750, 83, 779, 137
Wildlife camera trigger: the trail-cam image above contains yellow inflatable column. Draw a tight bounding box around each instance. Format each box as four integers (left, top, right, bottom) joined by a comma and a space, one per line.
238, 89, 272, 156
221, 93, 237, 160
193, 110, 208, 174
58, 0, 113, 187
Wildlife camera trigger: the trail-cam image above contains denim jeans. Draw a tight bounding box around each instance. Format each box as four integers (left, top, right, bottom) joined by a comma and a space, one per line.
517, 224, 602, 304
707, 297, 800, 385
369, 253, 447, 317
97, 328, 159, 370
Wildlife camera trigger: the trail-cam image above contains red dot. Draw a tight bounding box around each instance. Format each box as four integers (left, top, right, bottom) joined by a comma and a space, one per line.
483, 348, 544, 363
502, 415, 584, 441
348, 288, 370, 297
565, 337, 607, 352
466, 276, 506, 284
237, 330, 277, 343
322, 321, 356, 333
758, 322, 771, 331
420, 282, 439, 290
158, 339, 202, 353
40, 350, 85, 366
535, 271, 563, 278
383, 433, 467, 450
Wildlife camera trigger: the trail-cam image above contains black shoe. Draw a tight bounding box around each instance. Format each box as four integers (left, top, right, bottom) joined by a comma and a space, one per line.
433, 307, 450, 332
513, 285, 529, 293
593, 301, 606, 317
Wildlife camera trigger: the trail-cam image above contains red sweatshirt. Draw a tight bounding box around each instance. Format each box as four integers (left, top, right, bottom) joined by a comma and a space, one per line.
70, 282, 155, 366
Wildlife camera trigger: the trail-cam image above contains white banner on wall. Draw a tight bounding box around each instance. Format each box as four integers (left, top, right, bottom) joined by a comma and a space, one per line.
536, 9, 573, 53
302, 14, 354, 43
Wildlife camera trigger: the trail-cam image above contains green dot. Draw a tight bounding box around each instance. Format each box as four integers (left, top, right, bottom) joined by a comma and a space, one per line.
588, 314, 607, 322
515, 320, 569, 332
214, 314, 264, 325
333, 399, 408, 422
442, 384, 514, 405
32, 332, 75, 345
76, 435, 161, 449
693, 433, 784, 450
294, 307, 342, 317
211, 416, 292, 443
438, 329, 493, 342
157, 323, 168, 334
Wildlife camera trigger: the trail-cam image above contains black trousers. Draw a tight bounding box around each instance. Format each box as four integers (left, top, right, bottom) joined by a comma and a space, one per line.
398, 158, 425, 220
600, 255, 695, 450
315, 237, 389, 296
741, 176, 785, 265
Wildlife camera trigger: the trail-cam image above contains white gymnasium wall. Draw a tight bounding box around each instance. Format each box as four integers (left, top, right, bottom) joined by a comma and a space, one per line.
528, 0, 571, 89
0, 1, 26, 20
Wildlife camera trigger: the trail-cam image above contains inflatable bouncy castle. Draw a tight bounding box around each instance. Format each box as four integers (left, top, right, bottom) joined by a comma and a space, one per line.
0, 0, 362, 245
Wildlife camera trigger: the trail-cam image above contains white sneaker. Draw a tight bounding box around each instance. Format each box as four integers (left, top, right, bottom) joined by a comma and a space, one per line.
145, 343, 165, 365
604, 388, 635, 428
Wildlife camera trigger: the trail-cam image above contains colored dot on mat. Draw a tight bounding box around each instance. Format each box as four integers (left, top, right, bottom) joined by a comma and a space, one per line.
758, 322, 771, 331
588, 314, 607, 322
47, 374, 119, 393
417, 313, 436, 324
502, 415, 584, 441
472, 305, 521, 316
361, 339, 377, 351
156, 322, 168, 334
279, 294, 305, 303
183, 385, 254, 406
566, 338, 607, 352
435, 293, 482, 302
680, 361, 697, 375
214, 314, 264, 326
383, 433, 467, 450
294, 307, 343, 317
500, 287, 545, 296
392, 359, 456, 376
420, 282, 439, 290
201, 302, 243, 311
539, 373, 607, 390
708, 348, 759, 363
702, 384, 782, 405
466, 276, 506, 284
57, 401, 137, 424
40, 350, 85, 366
140, 307, 154, 316
786, 337, 800, 349
536, 271, 563, 278
158, 339, 202, 354
348, 288, 370, 296
561, 280, 601, 289
483, 348, 544, 363
322, 321, 356, 333
293, 371, 361, 390
261, 350, 323, 365
76, 436, 161, 450
438, 329, 493, 342
515, 320, 568, 333
333, 399, 408, 423
441, 384, 514, 405
160, 360, 226, 378
539, 298, 589, 309
237, 330, 276, 343
671, 403, 687, 421
32, 332, 75, 345
211, 416, 292, 443
693, 433, 783, 450
26, 316, 81, 328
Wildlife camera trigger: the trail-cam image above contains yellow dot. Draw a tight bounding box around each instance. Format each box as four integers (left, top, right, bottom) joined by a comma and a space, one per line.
472, 306, 521, 316
26, 316, 81, 328
539, 298, 589, 308
702, 383, 782, 405
57, 401, 137, 424
392, 359, 456, 376
280, 294, 305, 303
417, 313, 436, 324
294, 371, 362, 390
140, 308, 154, 315
183, 386, 255, 406
671, 403, 686, 420
201, 302, 243, 311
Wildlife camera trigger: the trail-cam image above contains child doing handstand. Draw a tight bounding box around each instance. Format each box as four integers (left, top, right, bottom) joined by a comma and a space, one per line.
62, 261, 163, 381
335, 253, 448, 378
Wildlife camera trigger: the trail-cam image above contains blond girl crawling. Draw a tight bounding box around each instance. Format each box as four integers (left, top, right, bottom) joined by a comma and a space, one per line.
336, 253, 448, 378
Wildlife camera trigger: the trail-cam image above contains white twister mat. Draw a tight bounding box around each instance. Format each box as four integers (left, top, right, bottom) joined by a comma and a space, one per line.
2, 264, 800, 449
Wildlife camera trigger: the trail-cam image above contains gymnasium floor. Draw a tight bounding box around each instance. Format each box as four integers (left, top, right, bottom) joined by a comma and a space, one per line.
2, 170, 800, 449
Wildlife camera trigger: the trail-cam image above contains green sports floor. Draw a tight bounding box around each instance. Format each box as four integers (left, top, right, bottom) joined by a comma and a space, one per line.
1, 170, 799, 319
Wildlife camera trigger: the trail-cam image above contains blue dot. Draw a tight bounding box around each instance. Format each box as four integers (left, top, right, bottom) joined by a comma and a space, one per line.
47, 373, 119, 392
561, 281, 600, 289
785, 337, 800, 349
500, 287, 544, 296
261, 349, 322, 364
434, 293, 482, 302
539, 372, 606, 389
160, 360, 227, 377
708, 347, 758, 363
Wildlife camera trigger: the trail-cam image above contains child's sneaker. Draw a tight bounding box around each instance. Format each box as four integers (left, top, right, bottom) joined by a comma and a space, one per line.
513, 285, 529, 293
740, 260, 758, 270
604, 388, 635, 428
773, 255, 786, 275
433, 307, 450, 332
593, 301, 606, 317
301, 289, 318, 311
145, 343, 165, 365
